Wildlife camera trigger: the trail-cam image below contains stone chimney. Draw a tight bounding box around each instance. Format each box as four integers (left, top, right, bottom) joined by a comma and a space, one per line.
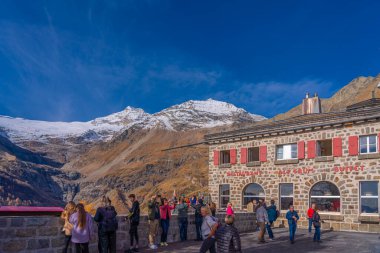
302, 92, 322, 115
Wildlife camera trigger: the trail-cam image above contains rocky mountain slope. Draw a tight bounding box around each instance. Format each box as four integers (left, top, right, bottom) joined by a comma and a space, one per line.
0, 99, 264, 209
273, 74, 380, 120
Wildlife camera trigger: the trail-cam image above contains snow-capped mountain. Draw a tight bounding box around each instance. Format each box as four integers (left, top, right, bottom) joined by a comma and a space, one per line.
0, 99, 265, 143
153, 99, 266, 130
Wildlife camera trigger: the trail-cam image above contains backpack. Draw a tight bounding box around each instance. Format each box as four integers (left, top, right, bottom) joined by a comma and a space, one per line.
101, 206, 118, 232
206, 216, 221, 238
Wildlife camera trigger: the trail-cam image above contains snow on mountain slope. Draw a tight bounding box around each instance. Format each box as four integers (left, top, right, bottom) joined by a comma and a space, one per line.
0, 99, 266, 143
153, 99, 266, 130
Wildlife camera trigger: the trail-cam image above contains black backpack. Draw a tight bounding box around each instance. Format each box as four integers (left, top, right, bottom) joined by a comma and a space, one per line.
101, 206, 118, 232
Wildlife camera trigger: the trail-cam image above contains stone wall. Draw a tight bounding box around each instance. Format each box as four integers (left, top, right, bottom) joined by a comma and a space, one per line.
0, 212, 256, 253
209, 121, 380, 233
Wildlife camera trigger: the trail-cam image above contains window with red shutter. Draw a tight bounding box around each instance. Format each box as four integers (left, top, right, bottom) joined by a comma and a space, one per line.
230, 149, 237, 164
240, 148, 247, 164
332, 137, 342, 157
298, 141, 305, 159
259, 146, 267, 162
307, 140, 316, 159
213, 150, 219, 166
348, 136, 359, 156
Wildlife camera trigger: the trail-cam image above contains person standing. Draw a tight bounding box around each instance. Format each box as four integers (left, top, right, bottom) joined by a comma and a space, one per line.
61, 201, 76, 253
226, 202, 234, 217
307, 203, 316, 233
246, 200, 254, 213
266, 200, 278, 241
159, 198, 175, 246
175, 197, 189, 241
69, 203, 93, 253
215, 215, 242, 253
286, 205, 299, 244
199, 206, 218, 253
209, 202, 217, 217
256, 201, 268, 244
94, 197, 118, 253
190, 195, 197, 205
126, 194, 140, 253
192, 198, 205, 241
312, 206, 322, 243
147, 195, 160, 249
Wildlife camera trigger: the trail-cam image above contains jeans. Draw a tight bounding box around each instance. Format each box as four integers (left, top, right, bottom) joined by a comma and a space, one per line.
160, 219, 170, 243
289, 223, 297, 242
98, 231, 116, 253
199, 237, 216, 253
74, 243, 89, 253
178, 217, 188, 241
266, 221, 274, 239
313, 226, 321, 241
195, 217, 203, 240
62, 235, 71, 253
129, 222, 139, 247
308, 218, 313, 232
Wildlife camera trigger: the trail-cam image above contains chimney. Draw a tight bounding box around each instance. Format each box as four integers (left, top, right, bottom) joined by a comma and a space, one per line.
302, 92, 322, 115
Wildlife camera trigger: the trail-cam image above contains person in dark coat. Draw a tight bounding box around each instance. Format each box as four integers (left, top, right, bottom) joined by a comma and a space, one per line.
216, 215, 242, 253
266, 200, 278, 240
126, 194, 140, 253
312, 206, 322, 243
191, 198, 205, 241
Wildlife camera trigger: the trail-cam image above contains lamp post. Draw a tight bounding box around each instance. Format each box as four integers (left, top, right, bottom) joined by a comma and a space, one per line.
371, 82, 380, 99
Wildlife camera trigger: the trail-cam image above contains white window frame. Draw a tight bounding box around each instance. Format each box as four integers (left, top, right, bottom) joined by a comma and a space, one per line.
242, 183, 265, 208
310, 181, 341, 213
279, 183, 294, 211
219, 184, 230, 209
276, 144, 298, 160
359, 181, 379, 215
359, 135, 378, 154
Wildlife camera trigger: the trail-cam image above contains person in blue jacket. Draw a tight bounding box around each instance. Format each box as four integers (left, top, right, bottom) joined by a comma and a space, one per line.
266, 200, 278, 240
285, 205, 299, 244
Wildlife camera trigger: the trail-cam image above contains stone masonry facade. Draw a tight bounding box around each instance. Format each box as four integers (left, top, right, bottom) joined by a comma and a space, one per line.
208, 121, 380, 233
0, 212, 256, 253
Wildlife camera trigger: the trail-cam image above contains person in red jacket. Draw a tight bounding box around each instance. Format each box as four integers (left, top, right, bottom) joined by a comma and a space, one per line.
307, 203, 316, 233
159, 198, 175, 246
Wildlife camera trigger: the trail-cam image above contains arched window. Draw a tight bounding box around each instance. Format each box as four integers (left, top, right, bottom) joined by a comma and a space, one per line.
310, 181, 340, 212
242, 183, 265, 208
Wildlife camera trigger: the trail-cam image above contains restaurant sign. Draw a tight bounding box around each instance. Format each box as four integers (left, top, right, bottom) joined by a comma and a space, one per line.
225, 165, 365, 177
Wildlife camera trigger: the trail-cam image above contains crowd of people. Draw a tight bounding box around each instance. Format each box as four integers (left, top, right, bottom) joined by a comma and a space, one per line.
60, 193, 323, 253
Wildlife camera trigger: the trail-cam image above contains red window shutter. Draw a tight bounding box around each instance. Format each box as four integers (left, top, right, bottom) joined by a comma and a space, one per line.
259, 146, 267, 162
298, 141, 305, 159
230, 149, 237, 164
348, 136, 359, 156
307, 140, 316, 159
240, 148, 247, 164
333, 137, 343, 157
213, 150, 219, 166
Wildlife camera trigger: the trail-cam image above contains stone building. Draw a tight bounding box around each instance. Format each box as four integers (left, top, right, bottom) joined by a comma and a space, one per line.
205, 95, 380, 233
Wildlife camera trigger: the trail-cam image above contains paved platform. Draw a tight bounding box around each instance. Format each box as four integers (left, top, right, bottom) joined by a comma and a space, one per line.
140, 228, 380, 253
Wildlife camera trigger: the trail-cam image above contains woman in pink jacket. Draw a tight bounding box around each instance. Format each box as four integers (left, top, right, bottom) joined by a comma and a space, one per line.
159, 198, 175, 246
226, 202, 235, 217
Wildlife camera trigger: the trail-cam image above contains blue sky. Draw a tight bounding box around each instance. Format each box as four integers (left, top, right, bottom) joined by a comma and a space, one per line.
0, 0, 380, 121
